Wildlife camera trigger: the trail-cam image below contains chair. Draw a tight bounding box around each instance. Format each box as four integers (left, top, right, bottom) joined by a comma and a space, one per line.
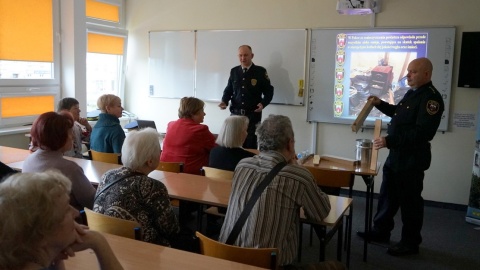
200, 166, 234, 180
155, 162, 184, 207
299, 167, 354, 267
80, 208, 142, 240
89, 150, 121, 164
196, 231, 278, 270
156, 161, 184, 173
200, 167, 234, 222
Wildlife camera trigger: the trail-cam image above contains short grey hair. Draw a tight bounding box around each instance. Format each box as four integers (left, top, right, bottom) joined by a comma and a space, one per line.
121, 128, 161, 170
256, 114, 294, 152
0, 171, 72, 270
216, 115, 249, 148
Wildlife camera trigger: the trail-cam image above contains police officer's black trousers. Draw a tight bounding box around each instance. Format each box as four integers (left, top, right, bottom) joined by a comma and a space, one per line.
239, 112, 261, 149
372, 158, 425, 247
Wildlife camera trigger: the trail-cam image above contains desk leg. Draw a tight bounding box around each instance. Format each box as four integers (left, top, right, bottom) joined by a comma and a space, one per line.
362, 175, 375, 262
312, 225, 327, 262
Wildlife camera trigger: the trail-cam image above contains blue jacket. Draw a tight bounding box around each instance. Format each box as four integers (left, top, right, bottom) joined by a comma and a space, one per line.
90, 113, 125, 153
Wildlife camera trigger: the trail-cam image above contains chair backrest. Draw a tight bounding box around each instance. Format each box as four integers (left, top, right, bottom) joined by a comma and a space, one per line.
156, 161, 184, 173
200, 166, 234, 180
305, 167, 354, 197
195, 231, 278, 270
81, 208, 142, 240
90, 150, 121, 164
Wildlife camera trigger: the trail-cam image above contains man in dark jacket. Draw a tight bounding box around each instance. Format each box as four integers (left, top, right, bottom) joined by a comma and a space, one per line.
219, 45, 274, 149
358, 57, 444, 256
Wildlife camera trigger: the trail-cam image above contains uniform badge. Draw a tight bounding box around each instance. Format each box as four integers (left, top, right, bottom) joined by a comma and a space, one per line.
251, 79, 257, 86
426, 100, 440, 115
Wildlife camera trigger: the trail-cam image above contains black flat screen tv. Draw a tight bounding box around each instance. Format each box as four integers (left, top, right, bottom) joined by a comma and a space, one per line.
458, 32, 480, 88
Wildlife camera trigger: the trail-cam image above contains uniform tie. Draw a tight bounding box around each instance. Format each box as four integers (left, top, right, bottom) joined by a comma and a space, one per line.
243, 68, 247, 73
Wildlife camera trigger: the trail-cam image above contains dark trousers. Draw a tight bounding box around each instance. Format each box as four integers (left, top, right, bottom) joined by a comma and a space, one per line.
231, 111, 261, 149
373, 157, 425, 247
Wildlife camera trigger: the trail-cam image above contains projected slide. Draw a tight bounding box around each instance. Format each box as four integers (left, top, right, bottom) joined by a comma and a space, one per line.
333, 32, 427, 119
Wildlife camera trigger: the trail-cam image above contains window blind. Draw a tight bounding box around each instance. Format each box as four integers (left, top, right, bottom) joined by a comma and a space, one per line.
0, 0, 53, 62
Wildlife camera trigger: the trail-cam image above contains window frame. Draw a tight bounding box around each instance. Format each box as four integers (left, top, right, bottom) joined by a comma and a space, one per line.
0, 0, 60, 87
86, 0, 125, 29
86, 23, 128, 109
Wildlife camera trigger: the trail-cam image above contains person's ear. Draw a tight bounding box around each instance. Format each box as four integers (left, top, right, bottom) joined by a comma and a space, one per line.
251, 53, 254, 59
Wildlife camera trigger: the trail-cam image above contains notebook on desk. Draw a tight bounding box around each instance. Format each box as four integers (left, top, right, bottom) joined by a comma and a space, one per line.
137, 120, 157, 130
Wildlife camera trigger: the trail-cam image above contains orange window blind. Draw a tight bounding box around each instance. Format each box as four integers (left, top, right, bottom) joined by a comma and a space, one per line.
0, 0, 53, 62
1, 96, 55, 118
88, 33, 124, 55
86, 0, 119, 23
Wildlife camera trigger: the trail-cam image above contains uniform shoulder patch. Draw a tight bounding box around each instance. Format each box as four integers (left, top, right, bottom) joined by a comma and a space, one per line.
426, 100, 440, 115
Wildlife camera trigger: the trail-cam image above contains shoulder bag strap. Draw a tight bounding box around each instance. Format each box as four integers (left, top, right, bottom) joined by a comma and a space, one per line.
94, 171, 143, 202
226, 161, 287, 245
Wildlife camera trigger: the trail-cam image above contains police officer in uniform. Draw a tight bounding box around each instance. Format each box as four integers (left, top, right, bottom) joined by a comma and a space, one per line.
357, 57, 444, 256
219, 45, 274, 149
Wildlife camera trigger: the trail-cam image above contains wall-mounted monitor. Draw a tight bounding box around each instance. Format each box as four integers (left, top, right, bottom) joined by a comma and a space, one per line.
458, 32, 480, 89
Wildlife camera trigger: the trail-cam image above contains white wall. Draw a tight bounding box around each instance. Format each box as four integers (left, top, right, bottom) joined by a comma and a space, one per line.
124, 0, 480, 205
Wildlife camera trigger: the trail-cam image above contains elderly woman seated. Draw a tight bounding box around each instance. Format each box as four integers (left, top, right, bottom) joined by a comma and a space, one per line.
90, 94, 125, 154
23, 111, 95, 210
94, 128, 180, 247
161, 97, 216, 175
209, 115, 255, 171
0, 171, 122, 270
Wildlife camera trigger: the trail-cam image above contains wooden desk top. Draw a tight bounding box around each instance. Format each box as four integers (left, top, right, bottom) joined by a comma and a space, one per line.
7, 156, 122, 184
302, 155, 380, 176
150, 172, 232, 208
0, 146, 30, 164
64, 232, 264, 270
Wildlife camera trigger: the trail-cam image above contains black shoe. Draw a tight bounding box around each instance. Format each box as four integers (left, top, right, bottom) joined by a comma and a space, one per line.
387, 242, 419, 256
357, 230, 390, 243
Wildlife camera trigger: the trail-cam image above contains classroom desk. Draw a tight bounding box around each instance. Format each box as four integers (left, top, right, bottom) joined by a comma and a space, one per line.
150, 172, 352, 265
6, 151, 351, 265
7, 156, 122, 186
64, 232, 264, 270
302, 156, 380, 262
0, 146, 30, 164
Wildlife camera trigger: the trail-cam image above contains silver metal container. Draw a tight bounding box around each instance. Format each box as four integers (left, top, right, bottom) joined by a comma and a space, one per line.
355, 139, 373, 168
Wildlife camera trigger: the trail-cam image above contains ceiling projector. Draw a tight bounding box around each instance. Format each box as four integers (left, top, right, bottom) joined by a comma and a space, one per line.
337, 0, 380, 15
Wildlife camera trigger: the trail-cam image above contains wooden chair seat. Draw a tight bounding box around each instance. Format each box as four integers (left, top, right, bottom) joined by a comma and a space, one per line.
81, 208, 142, 240
89, 149, 121, 164
196, 231, 277, 270
299, 165, 354, 268
155, 162, 184, 207
200, 167, 233, 225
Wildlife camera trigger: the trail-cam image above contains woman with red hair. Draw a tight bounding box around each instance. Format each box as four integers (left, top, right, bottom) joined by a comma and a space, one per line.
23, 111, 96, 210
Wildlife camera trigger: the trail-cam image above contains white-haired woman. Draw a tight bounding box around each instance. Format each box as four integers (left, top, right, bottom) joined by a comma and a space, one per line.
94, 128, 180, 247
209, 115, 255, 171
0, 171, 122, 270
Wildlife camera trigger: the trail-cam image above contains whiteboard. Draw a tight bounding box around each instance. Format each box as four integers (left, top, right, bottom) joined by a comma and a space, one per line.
307, 27, 455, 131
196, 29, 307, 105
148, 31, 195, 98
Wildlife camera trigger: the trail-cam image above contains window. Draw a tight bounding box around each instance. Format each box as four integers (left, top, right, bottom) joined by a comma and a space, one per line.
86, 32, 126, 111
86, 0, 127, 112
0, 0, 59, 128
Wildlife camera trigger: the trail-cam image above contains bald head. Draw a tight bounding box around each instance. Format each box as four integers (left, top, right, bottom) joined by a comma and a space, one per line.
406, 57, 433, 88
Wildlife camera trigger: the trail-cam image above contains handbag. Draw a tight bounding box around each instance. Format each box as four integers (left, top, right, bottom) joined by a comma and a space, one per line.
225, 161, 287, 245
